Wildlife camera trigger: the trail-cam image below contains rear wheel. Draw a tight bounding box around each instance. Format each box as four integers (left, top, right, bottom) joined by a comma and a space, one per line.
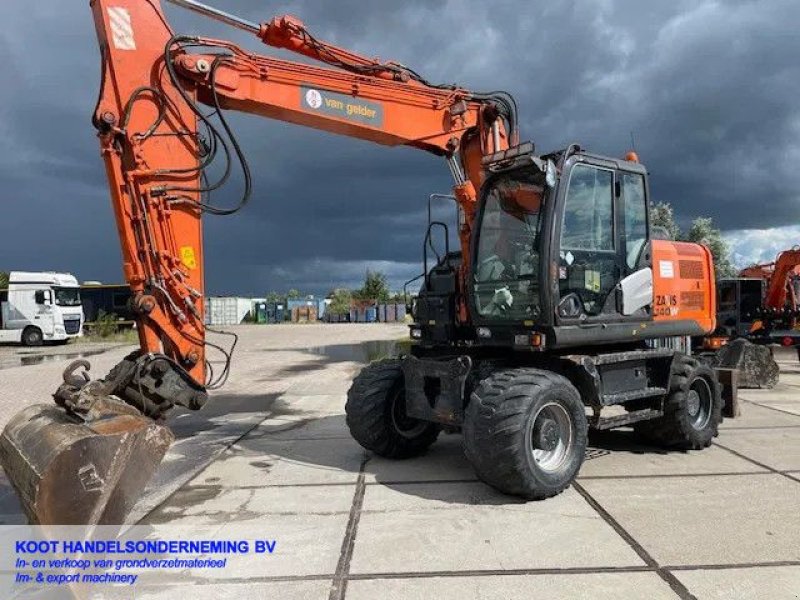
346, 359, 440, 458
635, 355, 722, 449
464, 368, 588, 500
22, 326, 43, 347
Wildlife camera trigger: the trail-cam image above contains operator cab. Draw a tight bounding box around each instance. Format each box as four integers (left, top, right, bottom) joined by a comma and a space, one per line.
469, 144, 654, 349
412, 143, 657, 351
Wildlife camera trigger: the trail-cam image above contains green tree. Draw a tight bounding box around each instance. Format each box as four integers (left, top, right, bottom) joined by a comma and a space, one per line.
328, 288, 353, 315
683, 217, 737, 278
649, 202, 680, 240
356, 270, 389, 302
287, 289, 301, 300
0, 271, 8, 289
265, 291, 282, 303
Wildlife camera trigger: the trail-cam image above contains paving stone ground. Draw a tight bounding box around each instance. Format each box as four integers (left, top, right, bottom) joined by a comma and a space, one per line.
1, 325, 799, 599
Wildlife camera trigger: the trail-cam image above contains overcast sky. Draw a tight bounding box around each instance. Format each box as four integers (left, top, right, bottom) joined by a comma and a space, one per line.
1, 0, 798, 295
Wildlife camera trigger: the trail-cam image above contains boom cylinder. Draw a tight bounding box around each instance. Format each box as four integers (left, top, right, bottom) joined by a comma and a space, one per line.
164, 0, 260, 34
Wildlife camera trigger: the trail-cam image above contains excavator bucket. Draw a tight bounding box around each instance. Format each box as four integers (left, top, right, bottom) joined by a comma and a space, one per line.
0, 399, 173, 526
713, 338, 780, 389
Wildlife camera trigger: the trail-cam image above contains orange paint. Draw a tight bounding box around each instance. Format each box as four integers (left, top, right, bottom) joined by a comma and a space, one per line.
90, 0, 507, 387
651, 240, 716, 334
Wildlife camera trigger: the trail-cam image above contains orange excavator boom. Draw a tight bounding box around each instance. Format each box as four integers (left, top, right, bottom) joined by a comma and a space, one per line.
0, 0, 515, 526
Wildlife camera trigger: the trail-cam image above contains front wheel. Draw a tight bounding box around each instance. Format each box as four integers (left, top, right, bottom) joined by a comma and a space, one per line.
346, 359, 440, 458
22, 326, 43, 347
463, 368, 588, 500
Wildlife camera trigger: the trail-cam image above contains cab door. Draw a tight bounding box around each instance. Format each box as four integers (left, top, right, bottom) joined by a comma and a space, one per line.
554, 159, 651, 324
34, 289, 56, 336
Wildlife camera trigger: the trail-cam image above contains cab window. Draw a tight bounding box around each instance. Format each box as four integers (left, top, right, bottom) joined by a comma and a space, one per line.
561, 165, 614, 252
622, 172, 647, 270
473, 172, 544, 320
557, 164, 616, 318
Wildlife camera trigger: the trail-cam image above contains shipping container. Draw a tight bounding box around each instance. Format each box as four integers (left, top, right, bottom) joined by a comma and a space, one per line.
397, 303, 407, 321
386, 303, 397, 322
366, 307, 377, 323
254, 302, 268, 323
291, 306, 318, 323
288, 298, 320, 321
205, 297, 253, 326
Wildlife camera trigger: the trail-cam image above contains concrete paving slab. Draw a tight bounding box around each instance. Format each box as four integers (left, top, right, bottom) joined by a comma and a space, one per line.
135, 580, 331, 600
741, 386, 800, 406
715, 428, 800, 471
268, 393, 347, 417
351, 483, 645, 574
286, 378, 355, 395
753, 403, 800, 417
580, 431, 765, 477
720, 402, 800, 429
203, 519, 346, 579
363, 434, 477, 484
580, 474, 800, 566
197, 437, 364, 487
130, 517, 347, 580
144, 481, 354, 524
347, 572, 679, 600
254, 413, 351, 440
676, 565, 800, 600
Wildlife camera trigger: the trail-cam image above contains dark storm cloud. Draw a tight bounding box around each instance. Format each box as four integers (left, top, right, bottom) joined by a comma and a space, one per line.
0, 0, 798, 295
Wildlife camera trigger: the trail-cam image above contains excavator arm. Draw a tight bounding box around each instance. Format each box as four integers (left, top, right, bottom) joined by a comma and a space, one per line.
88, 0, 512, 414
763, 248, 800, 313
0, 0, 515, 525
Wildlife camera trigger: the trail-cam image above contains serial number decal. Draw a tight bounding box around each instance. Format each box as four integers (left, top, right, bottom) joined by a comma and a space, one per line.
654, 294, 679, 317
300, 86, 384, 127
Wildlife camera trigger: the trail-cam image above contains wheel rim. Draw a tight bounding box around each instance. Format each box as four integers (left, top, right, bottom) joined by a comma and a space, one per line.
528, 402, 574, 472
390, 387, 428, 439
686, 377, 712, 431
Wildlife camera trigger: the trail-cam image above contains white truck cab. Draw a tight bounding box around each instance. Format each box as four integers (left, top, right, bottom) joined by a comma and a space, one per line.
0, 271, 84, 345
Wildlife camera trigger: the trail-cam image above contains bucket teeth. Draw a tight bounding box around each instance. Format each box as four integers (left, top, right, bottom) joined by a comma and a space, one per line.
0, 399, 173, 525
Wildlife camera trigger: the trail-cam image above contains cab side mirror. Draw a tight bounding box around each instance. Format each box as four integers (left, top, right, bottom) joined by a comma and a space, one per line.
34, 291, 46, 305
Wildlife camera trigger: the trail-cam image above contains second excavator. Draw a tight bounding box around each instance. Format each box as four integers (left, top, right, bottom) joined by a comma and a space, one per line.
0, 0, 725, 526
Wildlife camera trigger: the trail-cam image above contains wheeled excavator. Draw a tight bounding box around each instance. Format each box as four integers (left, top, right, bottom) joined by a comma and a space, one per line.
0, 0, 725, 525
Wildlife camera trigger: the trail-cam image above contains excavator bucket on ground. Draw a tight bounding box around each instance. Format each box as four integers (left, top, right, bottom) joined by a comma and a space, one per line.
0, 362, 173, 526
713, 338, 780, 389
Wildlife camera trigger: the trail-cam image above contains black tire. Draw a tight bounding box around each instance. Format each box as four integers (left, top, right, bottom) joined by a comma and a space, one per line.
346, 359, 440, 458
634, 355, 722, 449
463, 368, 588, 500
22, 326, 43, 347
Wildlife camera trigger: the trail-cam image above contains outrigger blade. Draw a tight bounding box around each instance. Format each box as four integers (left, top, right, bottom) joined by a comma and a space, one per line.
0, 361, 173, 526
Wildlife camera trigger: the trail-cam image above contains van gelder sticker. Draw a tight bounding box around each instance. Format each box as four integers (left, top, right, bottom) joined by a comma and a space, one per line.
107, 7, 136, 50
659, 260, 674, 279
300, 86, 384, 127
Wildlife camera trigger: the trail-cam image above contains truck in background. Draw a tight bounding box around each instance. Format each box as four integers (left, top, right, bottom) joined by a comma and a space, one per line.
0, 272, 84, 345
